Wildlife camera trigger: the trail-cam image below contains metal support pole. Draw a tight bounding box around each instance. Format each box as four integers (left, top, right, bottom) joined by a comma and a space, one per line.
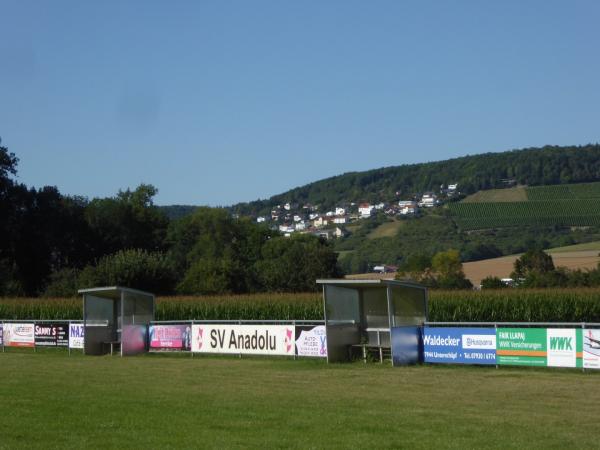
33, 320, 36, 353
68, 321, 71, 356
293, 320, 296, 360
582, 322, 585, 373
495, 323, 498, 370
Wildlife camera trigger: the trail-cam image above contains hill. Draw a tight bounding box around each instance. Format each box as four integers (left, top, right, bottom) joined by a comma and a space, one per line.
231, 144, 600, 215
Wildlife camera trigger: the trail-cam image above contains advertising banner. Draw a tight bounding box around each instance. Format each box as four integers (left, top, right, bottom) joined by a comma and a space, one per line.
69, 324, 85, 349
149, 324, 192, 351
34, 323, 69, 347
423, 327, 496, 365
122, 325, 148, 356
583, 329, 600, 369
392, 326, 422, 366
547, 328, 582, 368
295, 325, 327, 357
3, 323, 35, 347
0, 324, 3, 346
496, 328, 546, 366
191, 324, 295, 356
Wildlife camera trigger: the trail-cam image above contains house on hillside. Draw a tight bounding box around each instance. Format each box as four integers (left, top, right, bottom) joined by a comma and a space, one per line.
256, 216, 267, 223
279, 224, 295, 233
334, 227, 347, 238
333, 216, 347, 224
398, 200, 418, 215
418, 193, 438, 208
313, 216, 329, 228
358, 203, 374, 218
317, 230, 333, 240
335, 207, 346, 216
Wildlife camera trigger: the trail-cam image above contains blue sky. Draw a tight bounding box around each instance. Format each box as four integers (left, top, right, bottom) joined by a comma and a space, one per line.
1, 1, 599, 205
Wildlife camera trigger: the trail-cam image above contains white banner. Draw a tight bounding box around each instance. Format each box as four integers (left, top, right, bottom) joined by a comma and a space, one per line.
547, 328, 577, 368
295, 326, 327, 357
583, 329, 600, 369
3, 323, 35, 347
69, 324, 85, 349
191, 324, 295, 356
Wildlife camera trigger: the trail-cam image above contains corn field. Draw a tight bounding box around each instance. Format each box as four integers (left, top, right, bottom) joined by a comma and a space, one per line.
1, 289, 600, 322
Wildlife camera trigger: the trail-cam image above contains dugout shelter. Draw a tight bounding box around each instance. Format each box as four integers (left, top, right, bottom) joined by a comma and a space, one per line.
79, 286, 155, 356
317, 279, 428, 364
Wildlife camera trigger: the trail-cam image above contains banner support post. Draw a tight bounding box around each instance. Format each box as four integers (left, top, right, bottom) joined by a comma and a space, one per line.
582, 322, 585, 373
33, 321, 36, 353
494, 323, 498, 370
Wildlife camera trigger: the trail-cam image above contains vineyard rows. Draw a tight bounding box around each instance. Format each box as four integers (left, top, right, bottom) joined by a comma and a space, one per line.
449, 199, 600, 230
526, 182, 600, 200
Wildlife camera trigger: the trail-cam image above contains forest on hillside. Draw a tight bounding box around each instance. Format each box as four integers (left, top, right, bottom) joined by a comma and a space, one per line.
0, 141, 339, 297
231, 144, 600, 215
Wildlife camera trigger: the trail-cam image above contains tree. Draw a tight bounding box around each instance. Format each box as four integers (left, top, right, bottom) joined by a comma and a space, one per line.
169, 207, 272, 294
511, 249, 555, 280
255, 235, 340, 292
480, 276, 505, 289
85, 184, 169, 256
431, 249, 463, 278
79, 249, 177, 295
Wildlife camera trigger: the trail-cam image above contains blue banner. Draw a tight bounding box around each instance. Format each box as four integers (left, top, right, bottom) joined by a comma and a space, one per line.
423, 327, 496, 365
391, 326, 421, 366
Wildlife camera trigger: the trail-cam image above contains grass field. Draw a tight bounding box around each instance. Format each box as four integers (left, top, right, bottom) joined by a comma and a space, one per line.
1, 351, 599, 449
547, 240, 600, 253
462, 186, 527, 203
366, 218, 404, 239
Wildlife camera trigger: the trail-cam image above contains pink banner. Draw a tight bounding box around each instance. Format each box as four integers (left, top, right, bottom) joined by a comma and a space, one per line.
149, 325, 191, 350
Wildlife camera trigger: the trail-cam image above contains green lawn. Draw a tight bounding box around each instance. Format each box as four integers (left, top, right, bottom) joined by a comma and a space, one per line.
462, 187, 528, 203
547, 240, 600, 253
367, 219, 404, 239
1, 351, 599, 449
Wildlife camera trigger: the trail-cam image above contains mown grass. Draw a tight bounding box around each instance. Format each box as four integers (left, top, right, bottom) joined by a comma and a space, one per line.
547, 240, 600, 253
462, 186, 528, 203
366, 219, 404, 239
0, 351, 599, 449
3, 289, 600, 322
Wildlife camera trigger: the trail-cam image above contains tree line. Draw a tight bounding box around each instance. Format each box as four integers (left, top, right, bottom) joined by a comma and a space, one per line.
0, 141, 339, 297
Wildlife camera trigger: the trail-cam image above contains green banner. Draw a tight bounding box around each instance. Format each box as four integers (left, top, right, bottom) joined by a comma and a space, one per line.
496, 328, 547, 366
